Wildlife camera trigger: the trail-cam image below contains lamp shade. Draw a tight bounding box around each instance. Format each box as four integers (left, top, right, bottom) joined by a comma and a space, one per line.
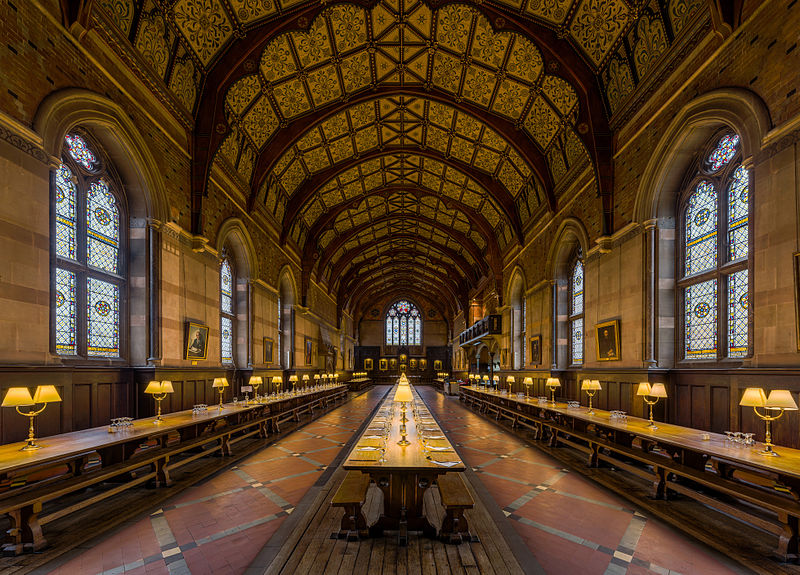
650, 383, 667, 398
765, 390, 799, 410
590, 380, 602, 391
739, 387, 767, 407
33, 385, 62, 403
482, 375, 489, 381
636, 382, 652, 396
506, 375, 515, 383
212, 377, 229, 389
334, 373, 339, 379
581, 379, 593, 391
523, 377, 533, 385
314, 374, 320, 380
144, 380, 163, 394
249, 376, 262, 385
271, 376, 282, 384
393, 385, 413, 403
546, 377, 561, 388
302, 375, 309, 381
2, 387, 34, 407
289, 375, 298, 382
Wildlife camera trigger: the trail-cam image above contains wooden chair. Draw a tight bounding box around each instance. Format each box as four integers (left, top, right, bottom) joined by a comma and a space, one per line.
330, 471, 370, 540
436, 473, 475, 544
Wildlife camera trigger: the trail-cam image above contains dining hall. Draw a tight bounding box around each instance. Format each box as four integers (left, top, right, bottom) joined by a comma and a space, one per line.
0, 1, 799, 574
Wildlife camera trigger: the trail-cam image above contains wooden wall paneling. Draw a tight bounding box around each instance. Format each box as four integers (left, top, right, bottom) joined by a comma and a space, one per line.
72, 383, 92, 431
691, 385, 708, 430
675, 383, 691, 427
710, 385, 729, 433
96, 383, 112, 427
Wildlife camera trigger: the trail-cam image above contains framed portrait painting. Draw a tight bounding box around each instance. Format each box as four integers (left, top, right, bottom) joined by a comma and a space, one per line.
364, 358, 374, 370
530, 335, 541, 365
185, 322, 209, 360
379, 358, 388, 371
433, 359, 442, 371
596, 319, 621, 361
419, 359, 427, 370
263, 337, 274, 364
304, 337, 313, 365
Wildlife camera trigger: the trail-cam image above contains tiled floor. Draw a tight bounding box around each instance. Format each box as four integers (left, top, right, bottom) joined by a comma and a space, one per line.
45, 388, 387, 575
416, 387, 749, 575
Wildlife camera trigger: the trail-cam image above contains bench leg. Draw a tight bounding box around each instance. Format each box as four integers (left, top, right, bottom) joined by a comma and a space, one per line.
153, 455, 173, 488
3, 504, 46, 556
337, 503, 368, 541
440, 508, 470, 544
775, 511, 799, 562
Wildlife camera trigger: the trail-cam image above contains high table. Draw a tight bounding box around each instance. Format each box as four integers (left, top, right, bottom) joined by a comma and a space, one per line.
343, 386, 464, 544
460, 385, 800, 562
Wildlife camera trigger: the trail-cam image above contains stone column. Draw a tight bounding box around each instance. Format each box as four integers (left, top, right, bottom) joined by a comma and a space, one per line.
643, 219, 658, 368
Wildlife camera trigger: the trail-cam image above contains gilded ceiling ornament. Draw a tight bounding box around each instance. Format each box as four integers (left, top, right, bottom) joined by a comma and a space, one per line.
173, 0, 233, 65
99, 0, 134, 34
568, 0, 631, 66
632, 14, 668, 79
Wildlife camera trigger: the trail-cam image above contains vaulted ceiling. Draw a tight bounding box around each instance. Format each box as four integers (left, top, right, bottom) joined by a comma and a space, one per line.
92, 0, 707, 318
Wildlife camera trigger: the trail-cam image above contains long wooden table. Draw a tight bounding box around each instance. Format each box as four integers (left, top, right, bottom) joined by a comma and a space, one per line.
343, 385, 464, 544
0, 385, 347, 555
460, 385, 800, 562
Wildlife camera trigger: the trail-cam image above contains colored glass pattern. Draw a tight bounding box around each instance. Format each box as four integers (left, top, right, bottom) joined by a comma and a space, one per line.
728, 270, 748, 358
685, 181, 717, 275
221, 259, 233, 314
55, 268, 76, 355
571, 261, 584, 315
65, 133, 98, 171
87, 180, 119, 273
87, 277, 119, 357
55, 164, 77, 259
571, 318, 583, 365
685, 279, 717, 359
728, 166, 749, 261
221, 316, 233, 364
708, 134, 739, 172
385, 300, 422, 345
521, 300, 526, 366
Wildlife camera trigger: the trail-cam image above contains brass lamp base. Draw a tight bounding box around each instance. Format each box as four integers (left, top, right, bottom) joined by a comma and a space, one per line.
397, 438, 411, 446
20, 441, 41, 451
759, 446, 779, 457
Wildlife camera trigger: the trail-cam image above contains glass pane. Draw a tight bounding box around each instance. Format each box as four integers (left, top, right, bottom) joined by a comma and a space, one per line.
708, 134, 739, 172
55, 268, 76, 355
386, 317, 392, 344
728, 165, 749, 261
87, 276, 120, 357
685, 181, 718, 276
571, 260, 583, 315
414, 317, 421, 345
392, 317, 398, 345
685, 279, 717, 359
87, 180, 119, 273
400, 315, 407, 345
571, 318, 583, 364
221, 259, 233, 314
728, 270, 749, 358
65, 133, 97, 170
55, 164, 77, 260
221, 316, 233, 364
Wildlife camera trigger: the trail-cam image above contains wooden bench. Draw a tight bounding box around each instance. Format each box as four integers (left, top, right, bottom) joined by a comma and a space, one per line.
330, 471, 371, 540
436, 473, 475, 544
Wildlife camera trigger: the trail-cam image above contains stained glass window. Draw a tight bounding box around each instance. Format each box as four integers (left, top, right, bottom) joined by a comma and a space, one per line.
728, 166, 749, 261
681, 131, 750, 360
569, 260, 584, 365
221, 316, 233, 364
55, 164, 77, 260
685, 279, 717, 359
220, 257, 235, 364
87, 277, 120, 357
385, 300, 422, 345
685, 181, 717, 276
55, 268, 76, 355
65, 133, 98, 170
521, 300, 527, 366
87, 180, 119, 273
728, 270, 748, 358
54, 132, 124, 359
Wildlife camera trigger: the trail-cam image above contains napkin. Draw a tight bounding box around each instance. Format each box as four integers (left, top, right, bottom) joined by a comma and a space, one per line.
349, 450, 382, 461
430, 460, 461, 467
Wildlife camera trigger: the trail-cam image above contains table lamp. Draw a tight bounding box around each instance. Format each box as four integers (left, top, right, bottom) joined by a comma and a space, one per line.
302, 374, 309, 390
482, 374, 489, 389
546, 377, 561, 404
2, 385, 62, 451
523, 377, 534, 398
394, 384, 414, 446
212, 378, 229, 410
249, 376, 263, 400
144, 380, 174, 423
581, 379, 602, 414
506, 375, 515, 394
739, 388, 798, 456
636, 382, 668, 429
334, 373, 339, 384
289, 374, 298, 394
271, 375, 282, 395
492, 374, 499, 391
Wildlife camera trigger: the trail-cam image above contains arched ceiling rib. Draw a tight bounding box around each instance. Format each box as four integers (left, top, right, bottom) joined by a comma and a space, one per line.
341, 265, 466, 310
349, 276, 461, 317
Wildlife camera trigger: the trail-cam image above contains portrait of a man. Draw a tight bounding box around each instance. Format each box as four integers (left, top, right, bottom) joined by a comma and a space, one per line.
185, 322, 209, 360
596, 320, 621, 361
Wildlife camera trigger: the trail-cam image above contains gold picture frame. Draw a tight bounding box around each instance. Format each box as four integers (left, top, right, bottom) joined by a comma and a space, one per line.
433, 359, 442, 371
263, 337, 274, 365
185, 321, 209, 361
364, 357, 373, 370
530, 335, 541, 365
379, 358, 388, 371
595, 319, 621, 361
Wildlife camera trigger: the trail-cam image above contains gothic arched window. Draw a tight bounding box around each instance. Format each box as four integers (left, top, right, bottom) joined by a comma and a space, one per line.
385, 300, 422, 346
220, 257, 235, 364
54, 132, 125, 358
569, 259, 584, 365
680, 133, 750, 360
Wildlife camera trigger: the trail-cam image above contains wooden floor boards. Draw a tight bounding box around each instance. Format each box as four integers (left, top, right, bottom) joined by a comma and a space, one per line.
263, 467, 525, 575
